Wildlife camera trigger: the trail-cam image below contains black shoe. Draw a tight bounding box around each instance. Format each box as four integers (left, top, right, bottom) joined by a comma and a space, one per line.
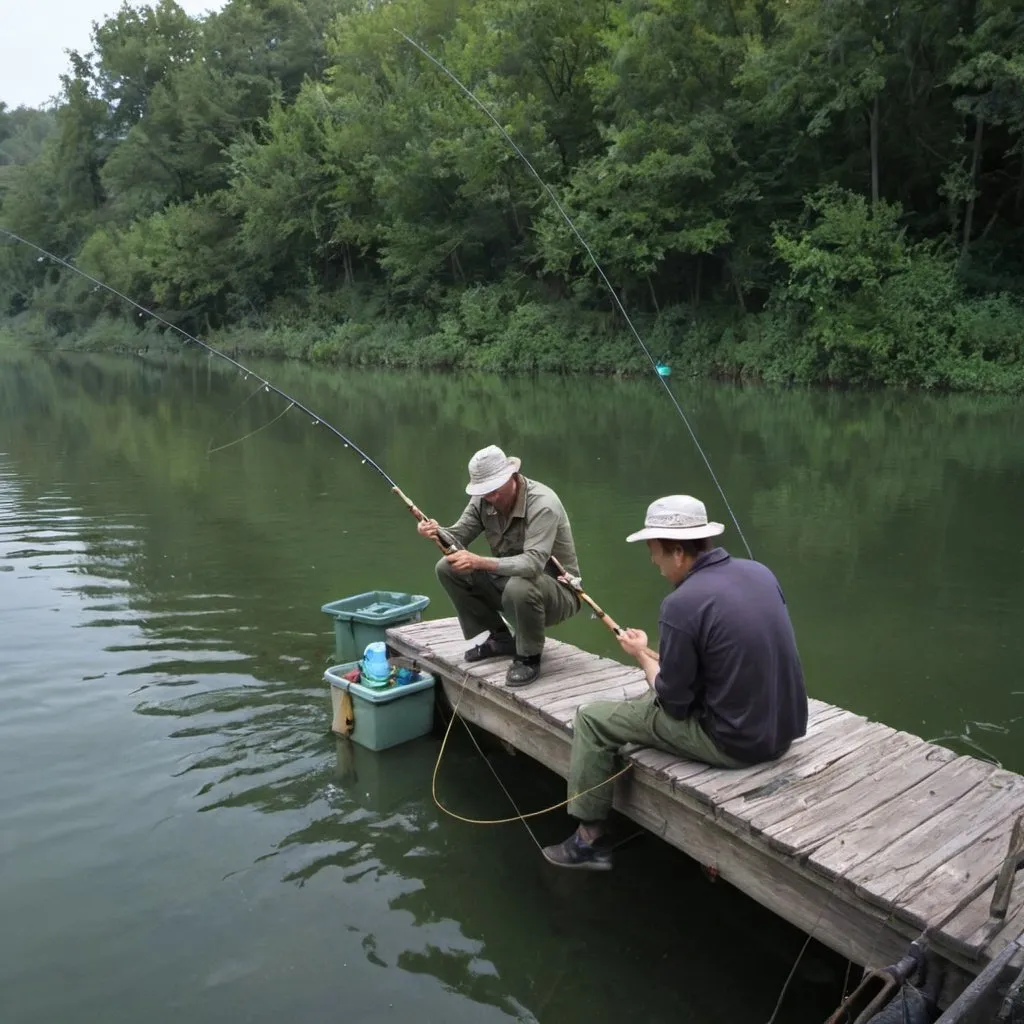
465, 631, 516, 663
505, 654, 541, 687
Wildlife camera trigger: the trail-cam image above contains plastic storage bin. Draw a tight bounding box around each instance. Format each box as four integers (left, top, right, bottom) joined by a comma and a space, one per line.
325, 659, 436, 751
332, 733, 440, 813
321, 590, 430, 663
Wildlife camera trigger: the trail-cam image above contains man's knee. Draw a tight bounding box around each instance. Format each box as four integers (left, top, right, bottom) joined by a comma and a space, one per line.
573, 700, 631, 748
435, 556, 456, 583
573, 703, 601, 740
501, 575, 541, 609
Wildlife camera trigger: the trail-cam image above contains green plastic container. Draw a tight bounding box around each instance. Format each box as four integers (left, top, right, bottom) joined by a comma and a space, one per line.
325, 660, 436, 751
332, 733, 440, 813
321, 590, 430, 663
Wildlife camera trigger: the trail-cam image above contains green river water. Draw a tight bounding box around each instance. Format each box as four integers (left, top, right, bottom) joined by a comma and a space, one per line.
2, 349, 1023, 1023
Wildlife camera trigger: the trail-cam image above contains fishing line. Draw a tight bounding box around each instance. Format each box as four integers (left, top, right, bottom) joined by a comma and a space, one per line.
784, 821, 1012, 1023
206, 377, 284, 454
397, 31, 755, 562
433, 674, 544, 848
208, 401, 296, 455
764, 931, 814, 1024
432, 663, 633, 828
2, 225, 640, 844
0, 224, 630, 836
0, 226, 397, 487
5, 53, 756, 836
213, 377, 273, 430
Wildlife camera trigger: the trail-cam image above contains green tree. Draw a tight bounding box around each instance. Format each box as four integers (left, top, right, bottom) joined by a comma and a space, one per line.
2, 0, 1024, 390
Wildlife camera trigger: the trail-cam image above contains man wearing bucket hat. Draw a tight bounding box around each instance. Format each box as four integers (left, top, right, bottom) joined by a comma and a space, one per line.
416, 445, 581, 686
542, 494, 807, 870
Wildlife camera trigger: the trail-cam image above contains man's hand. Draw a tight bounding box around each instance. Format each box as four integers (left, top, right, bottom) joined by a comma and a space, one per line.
417, 518, 440, 540
617, 627, 649, 658
445, 549, 482, 574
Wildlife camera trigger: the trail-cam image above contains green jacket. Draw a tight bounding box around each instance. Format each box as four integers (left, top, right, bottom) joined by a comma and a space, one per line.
445, 474, 581, 579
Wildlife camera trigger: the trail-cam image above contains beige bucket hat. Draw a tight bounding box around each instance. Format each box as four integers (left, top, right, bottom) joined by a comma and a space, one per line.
465, 445, 521, 496
626, 495, 725, 542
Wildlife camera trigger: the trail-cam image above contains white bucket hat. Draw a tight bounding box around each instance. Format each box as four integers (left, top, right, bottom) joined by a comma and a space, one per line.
626, 495, 725, 543
465, 445, 522, 496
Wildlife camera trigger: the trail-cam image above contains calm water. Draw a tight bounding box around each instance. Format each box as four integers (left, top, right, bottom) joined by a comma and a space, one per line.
2, 350, 1023, 1023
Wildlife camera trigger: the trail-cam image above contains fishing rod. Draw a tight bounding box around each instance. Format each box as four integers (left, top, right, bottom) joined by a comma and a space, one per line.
0, 225, 627, 639
0, 229, 471, 551
398, 491, 624, 636
0, 227, 394, 484
550, 556, 624, 637
396, 31, 755, 564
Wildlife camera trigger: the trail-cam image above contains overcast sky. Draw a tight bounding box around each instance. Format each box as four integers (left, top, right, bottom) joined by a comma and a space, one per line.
1, 0, 227, 110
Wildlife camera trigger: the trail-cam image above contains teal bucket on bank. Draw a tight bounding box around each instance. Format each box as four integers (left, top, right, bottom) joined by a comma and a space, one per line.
325, 660, 436, 751
321, 590, 430, 663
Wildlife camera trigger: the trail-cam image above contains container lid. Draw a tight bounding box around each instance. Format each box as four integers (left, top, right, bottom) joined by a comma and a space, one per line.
320, 591, 431, 624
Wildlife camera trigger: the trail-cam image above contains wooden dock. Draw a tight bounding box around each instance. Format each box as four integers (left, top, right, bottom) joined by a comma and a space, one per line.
387, 616, 1024, 992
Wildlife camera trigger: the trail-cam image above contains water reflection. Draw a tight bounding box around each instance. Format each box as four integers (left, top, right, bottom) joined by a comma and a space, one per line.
3, 349, 1024, 1023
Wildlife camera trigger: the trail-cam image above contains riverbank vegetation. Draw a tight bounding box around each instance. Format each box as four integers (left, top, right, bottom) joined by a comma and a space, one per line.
2, 0, 1024, 390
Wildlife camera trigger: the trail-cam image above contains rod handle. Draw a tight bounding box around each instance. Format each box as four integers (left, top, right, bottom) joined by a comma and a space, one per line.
549, 555, 622, 636
393, 486, 459, 554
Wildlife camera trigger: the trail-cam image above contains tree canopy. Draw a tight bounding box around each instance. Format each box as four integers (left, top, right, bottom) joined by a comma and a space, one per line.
2, 0, 1024, 389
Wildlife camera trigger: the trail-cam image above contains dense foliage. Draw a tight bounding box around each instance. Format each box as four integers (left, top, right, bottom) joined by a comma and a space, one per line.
2, 0, 1024, 389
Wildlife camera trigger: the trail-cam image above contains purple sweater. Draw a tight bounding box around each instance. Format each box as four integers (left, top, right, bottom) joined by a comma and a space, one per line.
654, 548, 808, 763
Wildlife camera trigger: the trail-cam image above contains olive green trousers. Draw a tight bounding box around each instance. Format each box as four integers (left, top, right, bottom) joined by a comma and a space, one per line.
434, 558, 579, 657
567, 692, 747, 822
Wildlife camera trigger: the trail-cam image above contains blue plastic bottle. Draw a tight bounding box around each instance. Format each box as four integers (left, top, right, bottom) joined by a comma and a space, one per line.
361, 642, 391, 686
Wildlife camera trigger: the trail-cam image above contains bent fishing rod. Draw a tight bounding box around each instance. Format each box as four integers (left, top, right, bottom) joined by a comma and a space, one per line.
392, 32, 739, 635
397, 31, 754, 564
0, 225, 624, 638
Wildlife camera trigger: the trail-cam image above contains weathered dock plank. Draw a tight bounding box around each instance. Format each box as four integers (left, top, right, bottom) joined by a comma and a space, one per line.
762, 742, 956, 857
727, 730, 924, 837
851, 770, 1024, 908
386, 616, 1024, 983
805, 758, 998, 885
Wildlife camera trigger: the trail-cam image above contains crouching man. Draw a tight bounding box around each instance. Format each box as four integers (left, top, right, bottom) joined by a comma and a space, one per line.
416, 445, 581, 687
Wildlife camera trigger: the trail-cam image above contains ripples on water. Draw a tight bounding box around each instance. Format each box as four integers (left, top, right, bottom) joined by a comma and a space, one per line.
0, 462, 554, 1023
9, 352, 1024, 1023
1, 474, 816, 1024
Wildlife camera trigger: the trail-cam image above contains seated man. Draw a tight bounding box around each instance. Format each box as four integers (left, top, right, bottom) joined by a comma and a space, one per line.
542, 494, 808, 870
416, 445, 581, 686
